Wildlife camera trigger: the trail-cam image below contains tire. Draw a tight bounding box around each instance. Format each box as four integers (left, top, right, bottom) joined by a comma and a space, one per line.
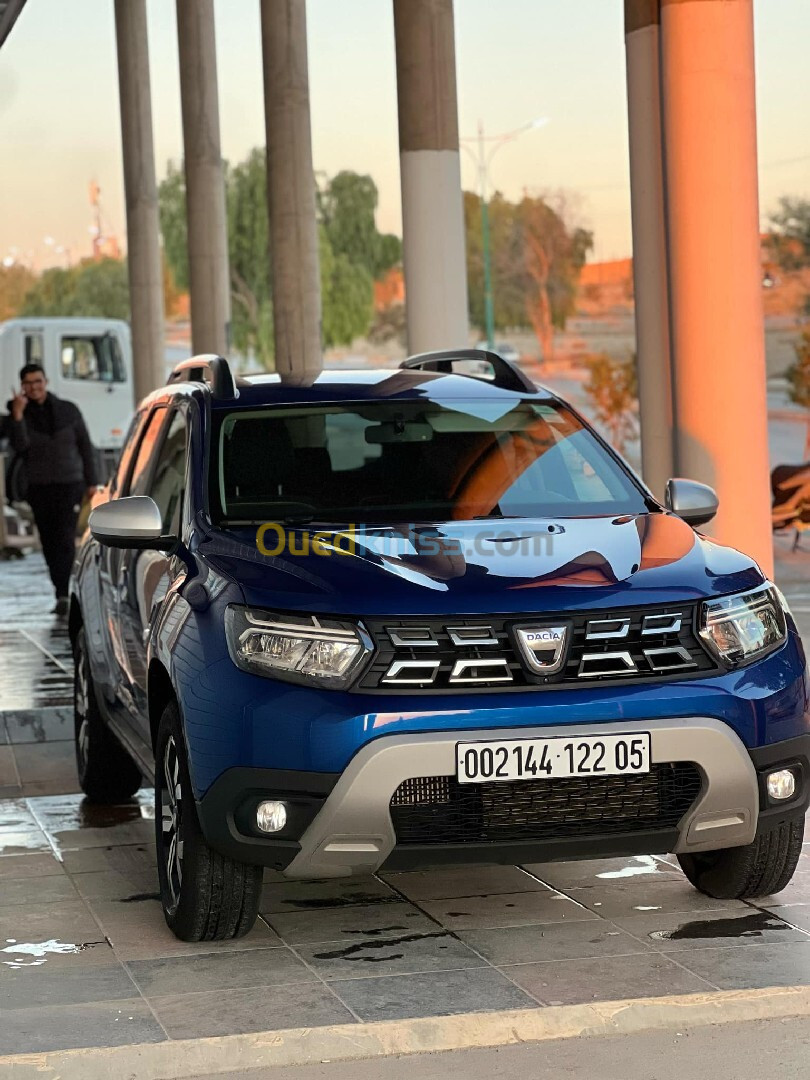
678, 820, 804, 900
155, 702, 262, 942
74, 627, 142, 803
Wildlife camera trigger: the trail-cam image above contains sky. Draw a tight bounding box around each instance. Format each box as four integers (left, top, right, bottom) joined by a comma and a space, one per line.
0, 0, 808, 270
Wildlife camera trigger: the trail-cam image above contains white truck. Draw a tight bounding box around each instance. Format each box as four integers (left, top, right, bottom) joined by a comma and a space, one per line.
0, 317, 136, 487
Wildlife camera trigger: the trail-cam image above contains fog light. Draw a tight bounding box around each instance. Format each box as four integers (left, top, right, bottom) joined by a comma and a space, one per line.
766, 769, 796, 802
256, 800, 288, 833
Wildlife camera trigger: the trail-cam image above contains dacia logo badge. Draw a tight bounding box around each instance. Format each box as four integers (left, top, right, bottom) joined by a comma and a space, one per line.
515, 624, 569, 675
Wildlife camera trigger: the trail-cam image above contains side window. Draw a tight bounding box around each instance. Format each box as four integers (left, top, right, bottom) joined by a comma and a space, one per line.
146, 411, 188, 534
60, 335, 126, 383
110, 411, 145, 497
127, 408, 168, 498
24, 333, 44, 366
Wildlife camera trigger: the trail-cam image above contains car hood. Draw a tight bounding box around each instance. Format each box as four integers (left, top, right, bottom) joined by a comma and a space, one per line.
198, 513, 764, 616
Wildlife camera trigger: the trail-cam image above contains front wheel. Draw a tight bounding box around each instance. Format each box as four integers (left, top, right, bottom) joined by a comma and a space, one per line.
678, 819, 804, 900
155, 702, 262, 941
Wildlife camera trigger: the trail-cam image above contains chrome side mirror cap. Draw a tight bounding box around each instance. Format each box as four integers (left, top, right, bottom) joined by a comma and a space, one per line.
665, 478, 719, 528
89, 495, 175, 550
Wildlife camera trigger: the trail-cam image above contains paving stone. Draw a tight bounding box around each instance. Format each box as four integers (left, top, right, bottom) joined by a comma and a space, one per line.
0, 852, 64, 880
675, 941, 810, 989
27, 791, 154, 853
4, 708, 73, 744
10, 742, 79, 797
383, 865, 550, 901
0, 998, 166, 1054
417, 889, 598, 931
148, 982, 353, 1039
521, 855, 685, 889
612, 907, 810, 951
60, 842, 154, 875
0, 749, 17, 791
458, 920, 650, 966
87, 898, 281, 960
560, 880, 748, 918
502, 951, 715, 1006
127, 946, 316, 997
71, 868, 159, 902
0, 830, 52, 856
264, 900, 435, 945
0, 899, 102, 945
260, 875, 398, 914
331, 966, 536, 1022
295, 928, 484, 981
0, 799, 38, 833
1, 942, 137, 1010
0, 873, 79, 906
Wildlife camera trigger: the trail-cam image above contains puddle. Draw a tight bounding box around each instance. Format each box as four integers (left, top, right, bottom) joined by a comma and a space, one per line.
286, 893, 398, 909
0, 831, 50, 855
635, 906, 662, 911
120, 892, 160, 904
1, 938, 102, 969
312, 931, 449, 962
597, 856, 669, 880
651, 912, 791, 942
342, 925, 409, 936
30, 794, 154, 834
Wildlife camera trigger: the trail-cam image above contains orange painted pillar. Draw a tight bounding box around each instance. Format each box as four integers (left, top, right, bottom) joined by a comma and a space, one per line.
660, 0, 773, 576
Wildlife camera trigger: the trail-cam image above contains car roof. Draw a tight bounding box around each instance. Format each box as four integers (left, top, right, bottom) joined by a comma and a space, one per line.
206, 368, 559, 409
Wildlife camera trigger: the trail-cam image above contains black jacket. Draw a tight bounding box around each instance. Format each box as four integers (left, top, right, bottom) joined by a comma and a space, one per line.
2, 393, 97, 488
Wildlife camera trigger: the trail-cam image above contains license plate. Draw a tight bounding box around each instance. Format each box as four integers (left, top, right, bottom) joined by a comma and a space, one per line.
456, 733, 651, 784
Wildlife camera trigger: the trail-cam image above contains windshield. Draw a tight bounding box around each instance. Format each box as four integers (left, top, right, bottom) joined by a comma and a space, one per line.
210, 398, 647, 525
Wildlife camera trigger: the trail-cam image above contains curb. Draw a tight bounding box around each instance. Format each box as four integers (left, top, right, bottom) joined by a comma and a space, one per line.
2, 985, 810, 1078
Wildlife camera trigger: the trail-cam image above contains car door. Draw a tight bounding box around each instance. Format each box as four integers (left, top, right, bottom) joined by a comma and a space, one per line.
117, 407, 189, 735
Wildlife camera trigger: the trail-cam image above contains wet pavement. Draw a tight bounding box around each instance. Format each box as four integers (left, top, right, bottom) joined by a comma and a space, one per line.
0, 544, 809, 1056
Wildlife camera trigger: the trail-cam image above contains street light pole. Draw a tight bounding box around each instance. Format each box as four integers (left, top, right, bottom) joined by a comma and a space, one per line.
462, 118, 548, 353
478, 121, 496, 350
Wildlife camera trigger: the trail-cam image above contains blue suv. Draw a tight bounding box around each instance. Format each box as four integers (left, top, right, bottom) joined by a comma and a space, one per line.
70, 350, 810, 941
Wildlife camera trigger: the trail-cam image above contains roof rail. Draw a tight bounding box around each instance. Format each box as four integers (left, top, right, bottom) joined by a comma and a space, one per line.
400, 348, 536, 394
167, 354, 239, 400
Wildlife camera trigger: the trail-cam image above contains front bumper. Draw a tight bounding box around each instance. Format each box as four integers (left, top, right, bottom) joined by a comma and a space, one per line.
195, 720, 810, 878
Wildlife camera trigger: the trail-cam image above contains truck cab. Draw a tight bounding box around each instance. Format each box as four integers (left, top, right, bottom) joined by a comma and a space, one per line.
0, 317, 135, 481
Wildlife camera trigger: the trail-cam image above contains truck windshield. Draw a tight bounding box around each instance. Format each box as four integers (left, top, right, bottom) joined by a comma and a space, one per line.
210, 399, 647, 525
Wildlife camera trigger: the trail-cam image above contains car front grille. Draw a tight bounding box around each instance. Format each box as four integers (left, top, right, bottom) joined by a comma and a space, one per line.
356, 603, 718, 693
389, 763, 703, 845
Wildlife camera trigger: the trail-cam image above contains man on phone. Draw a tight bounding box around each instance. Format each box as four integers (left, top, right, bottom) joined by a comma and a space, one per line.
4, 363, 98, 616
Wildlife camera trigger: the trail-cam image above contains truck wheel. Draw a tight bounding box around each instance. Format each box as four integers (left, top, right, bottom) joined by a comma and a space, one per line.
74, 627, 142, 803
678, 820, 804, 899
155, 702, 262, 942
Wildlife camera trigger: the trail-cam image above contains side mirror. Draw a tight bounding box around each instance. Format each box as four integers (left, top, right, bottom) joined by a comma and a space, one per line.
89, 495, 175, 550
665, 478, 719, 528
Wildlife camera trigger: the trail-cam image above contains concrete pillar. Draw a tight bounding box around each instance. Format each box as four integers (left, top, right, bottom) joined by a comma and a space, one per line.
624, 0, 674, 501
114, 0, 165, 400
660, 0, 772, 575
260, 0, 322, 377
177, 0, 231, 357
393, 0, 469, 354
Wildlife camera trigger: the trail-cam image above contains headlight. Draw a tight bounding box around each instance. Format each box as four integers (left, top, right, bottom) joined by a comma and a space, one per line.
225, 607, 370, 688
699, 583, 787, 667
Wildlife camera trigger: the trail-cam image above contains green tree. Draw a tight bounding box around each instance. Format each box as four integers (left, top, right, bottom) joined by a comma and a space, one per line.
464, 190, 592, 357
768, 197, 810, 271
227, 149, 273, 367
787, 330, 810, 456
158, 161, 189, 291
319, 227, 374, 348
319, 170, 401, 279
19, 258, 130, 320
0, 263, 36, 321
583, 351, 639, 454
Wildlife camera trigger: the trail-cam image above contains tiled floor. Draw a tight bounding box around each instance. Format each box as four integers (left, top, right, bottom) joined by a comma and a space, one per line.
2, 785, 810, 1054
1, 545, 810, 1055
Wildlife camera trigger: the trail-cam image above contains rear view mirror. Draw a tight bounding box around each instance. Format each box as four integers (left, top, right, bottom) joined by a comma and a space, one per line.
89, 495, 175, 550
665, 478, 719, 527
365, 420, 434, 445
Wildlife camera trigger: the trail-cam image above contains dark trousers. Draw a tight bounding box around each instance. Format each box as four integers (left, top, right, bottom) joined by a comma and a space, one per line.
27, 483, 84, 598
